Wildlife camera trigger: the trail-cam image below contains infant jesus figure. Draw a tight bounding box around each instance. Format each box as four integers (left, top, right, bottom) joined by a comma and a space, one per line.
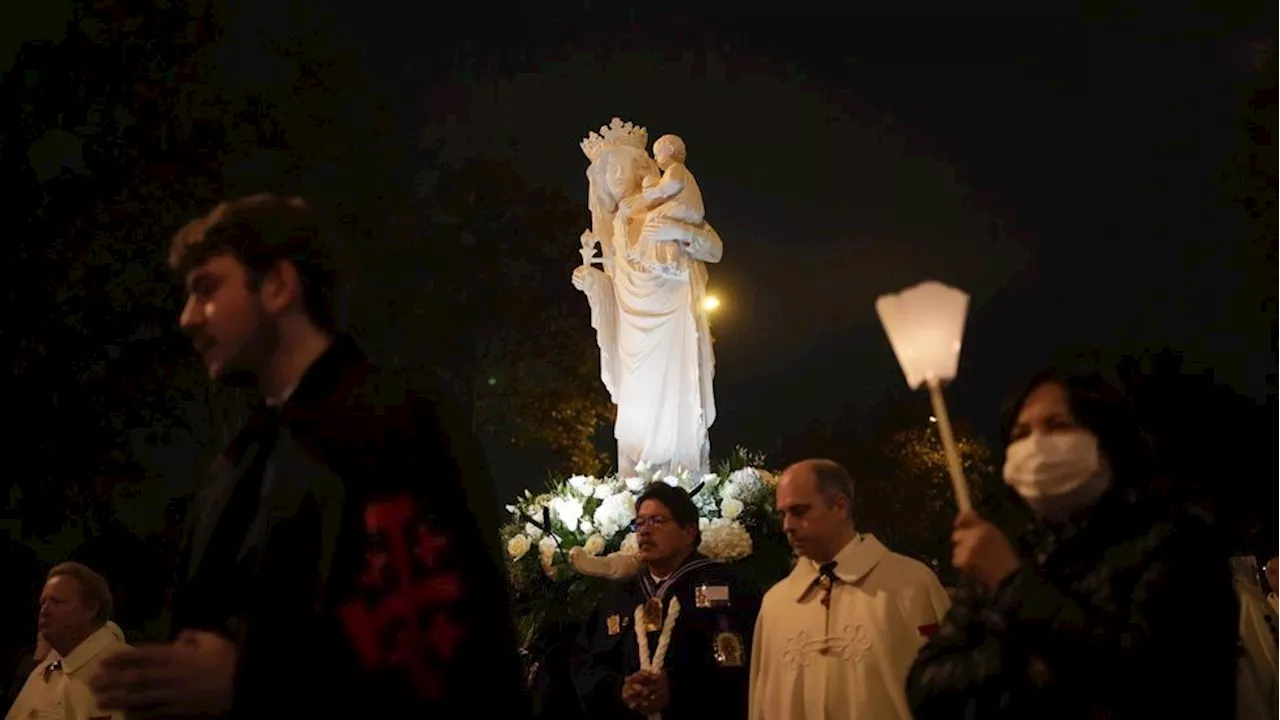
622, 134, 706, 274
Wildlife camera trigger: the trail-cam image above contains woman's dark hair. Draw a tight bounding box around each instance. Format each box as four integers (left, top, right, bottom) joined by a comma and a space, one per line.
1001, 368, 1154, 499
635, 483, 702, 548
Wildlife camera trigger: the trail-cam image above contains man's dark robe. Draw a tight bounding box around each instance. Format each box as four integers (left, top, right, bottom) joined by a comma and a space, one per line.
172, 336, 528, 717
571, 554, 759, 719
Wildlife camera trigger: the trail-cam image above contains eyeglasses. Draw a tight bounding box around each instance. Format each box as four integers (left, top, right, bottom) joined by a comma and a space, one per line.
632, 516, 671, 531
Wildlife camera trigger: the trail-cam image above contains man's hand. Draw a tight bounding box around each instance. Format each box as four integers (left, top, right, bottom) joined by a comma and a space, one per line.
622, 670, 669, 714
90, 630, 237, 718
952, 511, 1021, 591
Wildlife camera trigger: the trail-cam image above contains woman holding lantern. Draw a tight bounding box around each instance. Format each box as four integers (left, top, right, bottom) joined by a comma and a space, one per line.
906, 369, 1238, 719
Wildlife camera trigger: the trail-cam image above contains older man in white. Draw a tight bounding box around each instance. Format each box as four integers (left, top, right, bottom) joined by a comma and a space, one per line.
749, 459, 950, 719
7, 562, 128, 720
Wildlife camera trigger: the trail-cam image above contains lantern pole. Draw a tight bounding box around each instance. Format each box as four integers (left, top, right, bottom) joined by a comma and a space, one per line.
926, 377, 972, 514
875, 280, 973, 516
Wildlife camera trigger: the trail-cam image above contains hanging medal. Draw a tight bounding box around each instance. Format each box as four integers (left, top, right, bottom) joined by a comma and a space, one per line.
643, 596, 664, 632
638, 557, 714, 636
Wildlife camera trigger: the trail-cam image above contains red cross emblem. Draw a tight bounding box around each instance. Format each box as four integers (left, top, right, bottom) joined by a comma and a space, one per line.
339, 494, 468, 701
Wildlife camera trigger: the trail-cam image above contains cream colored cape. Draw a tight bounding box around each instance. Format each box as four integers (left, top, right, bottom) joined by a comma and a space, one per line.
6, 622, 129, 720
749, 535, 950, 720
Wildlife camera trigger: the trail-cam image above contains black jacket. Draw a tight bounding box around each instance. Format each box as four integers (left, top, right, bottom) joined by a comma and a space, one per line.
172, 336, 528, 717
907, 492, 1238, 718
571, 554, 760, 720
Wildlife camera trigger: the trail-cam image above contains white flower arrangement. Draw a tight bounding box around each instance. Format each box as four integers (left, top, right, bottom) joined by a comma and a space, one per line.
501, 448, 786, 650
503, 463, 774, 576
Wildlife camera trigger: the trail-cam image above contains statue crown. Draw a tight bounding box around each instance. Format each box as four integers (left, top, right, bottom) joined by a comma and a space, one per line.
580, 117, 648, 163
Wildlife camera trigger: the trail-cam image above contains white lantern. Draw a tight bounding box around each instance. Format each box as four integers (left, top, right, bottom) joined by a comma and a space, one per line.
874, 281, 969, 390
875, 280, 973, 513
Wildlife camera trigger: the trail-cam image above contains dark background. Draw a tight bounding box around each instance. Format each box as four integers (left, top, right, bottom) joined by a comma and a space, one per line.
2, 0, 1274, 665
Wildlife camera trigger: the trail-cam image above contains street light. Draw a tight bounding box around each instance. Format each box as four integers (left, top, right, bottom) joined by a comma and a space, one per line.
876, 280, 973, 513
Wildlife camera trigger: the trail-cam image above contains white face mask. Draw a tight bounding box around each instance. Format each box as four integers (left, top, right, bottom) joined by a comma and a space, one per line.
1003, 431, 1112, 518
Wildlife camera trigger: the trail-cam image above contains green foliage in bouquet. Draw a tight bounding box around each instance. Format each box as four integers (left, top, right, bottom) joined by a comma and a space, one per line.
499, 447, 794, 651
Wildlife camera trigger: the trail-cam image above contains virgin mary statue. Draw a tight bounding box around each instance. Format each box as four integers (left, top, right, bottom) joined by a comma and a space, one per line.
571, 119, 722, 476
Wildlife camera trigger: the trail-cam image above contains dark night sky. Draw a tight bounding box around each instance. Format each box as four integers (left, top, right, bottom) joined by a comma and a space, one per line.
0, 2, 1272, 651
378, 5, 1275, 450
7, 2, 1271, 459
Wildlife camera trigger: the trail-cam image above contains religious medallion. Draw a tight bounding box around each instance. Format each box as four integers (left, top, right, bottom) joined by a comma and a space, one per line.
713, 631, 744, 667
643, 597, 664, 632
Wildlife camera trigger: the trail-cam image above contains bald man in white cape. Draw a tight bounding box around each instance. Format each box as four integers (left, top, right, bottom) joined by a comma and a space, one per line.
749, 460, 950, 719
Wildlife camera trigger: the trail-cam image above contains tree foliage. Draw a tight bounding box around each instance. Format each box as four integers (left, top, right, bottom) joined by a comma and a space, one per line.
775, 395, 1012, 583
412, 159, 615, 478
860, 424, 1001, 577
5, 2, 235, 549
2, 2, 616, 574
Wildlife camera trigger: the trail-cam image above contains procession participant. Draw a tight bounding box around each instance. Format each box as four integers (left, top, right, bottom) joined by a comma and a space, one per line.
1267, 557, 1278, 613
1231, 555, 1277, 720
7, 563, 128, 720
572, 483, 759, 719
749, 459, 949, 719
907, 369, 1237, 718
3, 631, 49, 717
90, 194, 527, 718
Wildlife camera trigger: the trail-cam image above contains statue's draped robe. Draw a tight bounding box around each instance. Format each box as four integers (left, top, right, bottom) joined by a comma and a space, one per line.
582, 209, 721, 476
749, 535, 950, 720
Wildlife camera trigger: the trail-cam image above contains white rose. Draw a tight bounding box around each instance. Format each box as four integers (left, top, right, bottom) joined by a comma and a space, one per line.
635, 460, 651, 473
568, 475, 596, 495
662, 475, 680, 487
720, 498, 744, 520
538, 536, 560, 578
507, 534, 531, 560
593, 484, 614, 499
584, 534, 606, 556
524, 522, 543, 540
549, 496, 584, 532
624, 476, 646, 492
592, 491, 636, 540
580, 519, 595, 534
538, 536, 558, 558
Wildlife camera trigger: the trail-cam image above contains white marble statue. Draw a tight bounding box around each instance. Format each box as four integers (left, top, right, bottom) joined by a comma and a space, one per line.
572, 118, 722, 476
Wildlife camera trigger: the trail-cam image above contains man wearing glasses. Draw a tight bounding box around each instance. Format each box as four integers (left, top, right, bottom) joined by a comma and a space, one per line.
572, 483, 760, 719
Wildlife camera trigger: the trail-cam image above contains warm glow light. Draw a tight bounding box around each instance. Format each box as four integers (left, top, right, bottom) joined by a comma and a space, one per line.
702, 295, 721, 312
875, 280, 975, 513
875, 281, 970, 390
